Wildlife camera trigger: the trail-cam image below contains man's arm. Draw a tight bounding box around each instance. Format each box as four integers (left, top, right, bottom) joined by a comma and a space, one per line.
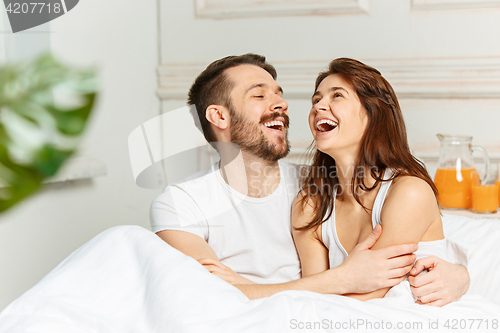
157, 230, 219, 261
157, 230, 255, 285
156, 229, 351, 296
157, 227, 416, 300
235, 227, 417, 299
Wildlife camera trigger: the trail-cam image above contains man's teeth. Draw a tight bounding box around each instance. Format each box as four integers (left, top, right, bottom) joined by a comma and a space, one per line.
316, 119, 338, 132
264, 120, 284, 128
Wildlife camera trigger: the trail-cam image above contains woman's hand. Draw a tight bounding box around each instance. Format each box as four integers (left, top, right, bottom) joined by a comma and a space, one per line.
340, 224, 417, 294
197, 258, 256, 285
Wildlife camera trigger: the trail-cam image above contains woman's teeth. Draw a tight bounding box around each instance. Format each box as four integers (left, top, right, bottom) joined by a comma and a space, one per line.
316, 119, 338, 132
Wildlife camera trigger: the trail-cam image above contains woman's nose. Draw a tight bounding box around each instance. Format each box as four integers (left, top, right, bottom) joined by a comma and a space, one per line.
313, 99, 329, 112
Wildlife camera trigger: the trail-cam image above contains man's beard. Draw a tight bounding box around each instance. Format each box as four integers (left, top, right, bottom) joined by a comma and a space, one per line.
229, 107, 290, 162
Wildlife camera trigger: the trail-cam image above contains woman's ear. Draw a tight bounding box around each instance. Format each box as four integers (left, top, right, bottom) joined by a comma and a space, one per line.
206, 105, 229, 130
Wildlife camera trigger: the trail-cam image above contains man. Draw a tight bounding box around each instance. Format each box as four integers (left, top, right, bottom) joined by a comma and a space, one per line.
150, 54, 469, 304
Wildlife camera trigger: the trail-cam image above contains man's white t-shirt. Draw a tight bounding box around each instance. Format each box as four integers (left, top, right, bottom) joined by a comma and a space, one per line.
150, 161, 302, 284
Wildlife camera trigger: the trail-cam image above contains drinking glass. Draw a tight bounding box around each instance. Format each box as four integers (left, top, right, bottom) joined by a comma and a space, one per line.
471, 169, 499, 214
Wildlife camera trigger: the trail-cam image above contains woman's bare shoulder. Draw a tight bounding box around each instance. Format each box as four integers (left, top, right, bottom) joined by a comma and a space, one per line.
388, 175, 436, 202
382, 175, 443, 241
382, 174, 440, 230
292, 191, 318, 229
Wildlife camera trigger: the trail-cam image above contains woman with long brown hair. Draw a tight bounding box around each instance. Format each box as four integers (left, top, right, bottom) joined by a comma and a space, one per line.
292, 58, 446, 303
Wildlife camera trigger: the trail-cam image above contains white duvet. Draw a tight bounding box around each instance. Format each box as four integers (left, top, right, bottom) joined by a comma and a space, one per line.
0, 213, 499, 333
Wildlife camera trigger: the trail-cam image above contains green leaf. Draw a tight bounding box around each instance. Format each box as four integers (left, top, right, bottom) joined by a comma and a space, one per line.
45, 93, 96, 136
32, 145, 74, 177
0, 54, 98, 213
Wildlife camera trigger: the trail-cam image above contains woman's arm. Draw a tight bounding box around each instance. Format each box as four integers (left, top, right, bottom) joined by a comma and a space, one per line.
291, 194, 330, 277
346, 176, 442, 301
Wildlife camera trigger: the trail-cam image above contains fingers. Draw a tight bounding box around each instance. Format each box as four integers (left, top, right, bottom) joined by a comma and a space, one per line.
206, 267, 229, 281
388, 265, 413, 279
410, 280, 435, 298
410, 256, 438, 276
386, 254, 416, 271
200, 263, 231, 278
205, 265, 217, 273
381, 244, 418, 259
409, 271, 450, 306
356, 224, 382, 250
414, 299, 443, 306
386, 276, 406, 288
408, 268, 437, 288
201, 263, 222, 274
197, 258, 217, 265
416, 291, 442, 305
197, 258, 226, 270
420, 299, 446, 307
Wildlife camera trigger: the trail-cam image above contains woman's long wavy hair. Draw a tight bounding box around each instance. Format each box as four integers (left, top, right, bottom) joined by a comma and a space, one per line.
298, 58, 437, 231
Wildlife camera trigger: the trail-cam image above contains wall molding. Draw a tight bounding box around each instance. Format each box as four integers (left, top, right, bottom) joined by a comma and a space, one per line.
195, 0, 369, 19
282, 147, 500, 166
157, 56, 500, 100
412, 0, 500, 11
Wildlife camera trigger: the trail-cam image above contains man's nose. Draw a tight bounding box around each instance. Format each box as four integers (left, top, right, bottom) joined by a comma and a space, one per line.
272, 95, 288, 112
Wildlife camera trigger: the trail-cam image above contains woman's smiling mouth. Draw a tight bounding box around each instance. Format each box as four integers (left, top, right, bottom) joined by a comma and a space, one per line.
315, 118, 338, 133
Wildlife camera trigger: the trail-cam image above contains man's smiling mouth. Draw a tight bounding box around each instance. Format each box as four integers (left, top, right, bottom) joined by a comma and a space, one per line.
263, 120, 285, 131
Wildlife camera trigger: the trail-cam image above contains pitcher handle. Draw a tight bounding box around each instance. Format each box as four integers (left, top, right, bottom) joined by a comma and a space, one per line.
471, 145, 491, 182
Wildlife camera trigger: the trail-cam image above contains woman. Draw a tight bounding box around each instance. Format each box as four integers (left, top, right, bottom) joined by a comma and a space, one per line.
292, 58, 446, 302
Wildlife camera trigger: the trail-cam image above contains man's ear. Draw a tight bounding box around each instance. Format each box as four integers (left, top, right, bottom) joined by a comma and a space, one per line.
206, 105, 229, 130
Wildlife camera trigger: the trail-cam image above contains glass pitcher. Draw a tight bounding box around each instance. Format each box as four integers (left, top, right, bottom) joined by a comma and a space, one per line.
434, 134, 491, 209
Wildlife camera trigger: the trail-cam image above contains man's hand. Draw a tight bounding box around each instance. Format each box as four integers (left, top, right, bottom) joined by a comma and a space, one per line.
409, 256, 470, 307
340, 224, 417, 294
198, 258, 256, 285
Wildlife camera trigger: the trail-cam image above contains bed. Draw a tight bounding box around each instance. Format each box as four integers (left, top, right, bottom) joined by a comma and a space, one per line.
0, 213, 499, 333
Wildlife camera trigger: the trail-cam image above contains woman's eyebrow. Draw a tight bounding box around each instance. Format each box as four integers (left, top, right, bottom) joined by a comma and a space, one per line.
311, 86, 348, 100
330, 87, 349, 94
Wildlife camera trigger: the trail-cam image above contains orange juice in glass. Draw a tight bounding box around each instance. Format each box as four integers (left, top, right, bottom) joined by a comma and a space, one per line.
497, 178, 500, 206
497, 167, 500, 206
471, 170, 498, 214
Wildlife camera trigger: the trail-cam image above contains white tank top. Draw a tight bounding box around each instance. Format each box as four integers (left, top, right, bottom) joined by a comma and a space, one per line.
321, 168, 447, 275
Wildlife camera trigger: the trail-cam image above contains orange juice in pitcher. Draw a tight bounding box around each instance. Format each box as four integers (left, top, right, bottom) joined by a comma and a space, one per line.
434, 134, 490, 209
434, 168, 475, 209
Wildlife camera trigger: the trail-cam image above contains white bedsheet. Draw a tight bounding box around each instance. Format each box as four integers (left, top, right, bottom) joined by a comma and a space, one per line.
0, 214, 499, 333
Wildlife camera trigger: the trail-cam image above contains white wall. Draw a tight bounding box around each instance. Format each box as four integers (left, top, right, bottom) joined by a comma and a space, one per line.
0, 0, 161, 310
158, 0, 500, 170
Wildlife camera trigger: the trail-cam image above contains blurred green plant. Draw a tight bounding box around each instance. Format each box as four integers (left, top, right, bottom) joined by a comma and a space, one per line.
0, 54, 97, 212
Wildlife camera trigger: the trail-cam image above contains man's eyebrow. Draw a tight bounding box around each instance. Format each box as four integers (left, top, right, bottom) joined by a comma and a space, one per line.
246, 83, 284, 95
